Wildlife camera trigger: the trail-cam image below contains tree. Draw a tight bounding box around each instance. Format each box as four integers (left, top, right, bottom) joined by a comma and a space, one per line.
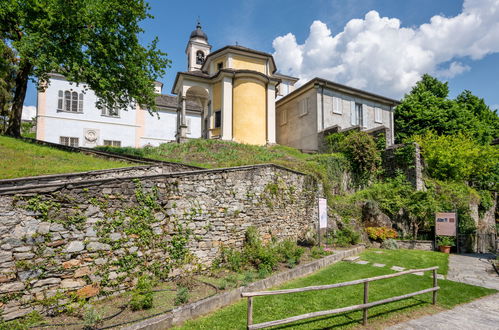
0, 40, 17, 133
0, 0, 170, 137
394, 74, 499, 144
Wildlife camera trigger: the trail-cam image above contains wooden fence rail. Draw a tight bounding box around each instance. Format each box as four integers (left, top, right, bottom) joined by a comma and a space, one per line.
241, 266, 439, 330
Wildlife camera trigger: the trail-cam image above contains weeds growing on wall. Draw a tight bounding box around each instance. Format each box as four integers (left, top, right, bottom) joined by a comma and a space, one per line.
214, 227, 305, 273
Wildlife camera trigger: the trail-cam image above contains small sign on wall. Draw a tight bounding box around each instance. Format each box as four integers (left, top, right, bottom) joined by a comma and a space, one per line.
435, 212, 457, 236
318, 198, 328, 229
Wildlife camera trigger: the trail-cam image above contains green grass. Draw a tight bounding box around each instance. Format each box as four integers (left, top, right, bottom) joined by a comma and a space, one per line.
175, 250, 496, 330
362, 248, 449, 275
96, 139, 350, 196
0, 136, 134, 179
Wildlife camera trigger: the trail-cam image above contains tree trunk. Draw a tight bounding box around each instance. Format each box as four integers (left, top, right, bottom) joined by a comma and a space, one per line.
5, 61, 32, 138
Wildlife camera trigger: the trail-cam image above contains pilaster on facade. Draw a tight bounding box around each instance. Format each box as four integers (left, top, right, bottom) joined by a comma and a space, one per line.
221, 76, 233, 141
266, 83, 276, 144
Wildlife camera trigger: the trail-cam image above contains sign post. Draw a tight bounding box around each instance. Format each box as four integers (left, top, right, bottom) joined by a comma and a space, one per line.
435, 212, 457, 251
318, 198, 328, 246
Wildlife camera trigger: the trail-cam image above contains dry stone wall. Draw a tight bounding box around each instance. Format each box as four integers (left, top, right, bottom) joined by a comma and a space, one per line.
0, 163, 199, 192
0, 164, 321, 320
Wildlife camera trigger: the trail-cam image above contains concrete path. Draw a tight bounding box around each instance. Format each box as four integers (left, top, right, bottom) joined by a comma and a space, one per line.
387, 293, 499, 330
447, 253, 499, 290
389, 254, 499, 329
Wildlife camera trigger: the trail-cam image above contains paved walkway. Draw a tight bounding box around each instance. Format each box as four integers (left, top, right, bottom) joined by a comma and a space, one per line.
447, 253, 499, 290
388, 253, 499, 329
387, 293, 499, 330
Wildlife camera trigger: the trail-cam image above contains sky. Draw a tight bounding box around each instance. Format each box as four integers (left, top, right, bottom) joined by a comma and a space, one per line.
23, 0, 499, 113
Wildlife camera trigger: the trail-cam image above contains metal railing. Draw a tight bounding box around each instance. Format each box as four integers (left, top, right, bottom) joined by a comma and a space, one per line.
241, 266, 439, 329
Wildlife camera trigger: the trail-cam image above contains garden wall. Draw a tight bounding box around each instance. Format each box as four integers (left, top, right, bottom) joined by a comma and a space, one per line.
0, 164, 322, 320
0, 163, 199, 192
396, 240, 434, 251
382, 143, 423, 190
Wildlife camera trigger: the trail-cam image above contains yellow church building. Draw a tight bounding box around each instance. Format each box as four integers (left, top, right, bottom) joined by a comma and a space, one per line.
172, 22, 282, 145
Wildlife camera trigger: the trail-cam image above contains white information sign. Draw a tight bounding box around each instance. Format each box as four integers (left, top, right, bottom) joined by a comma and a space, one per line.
318, 198, 328, 229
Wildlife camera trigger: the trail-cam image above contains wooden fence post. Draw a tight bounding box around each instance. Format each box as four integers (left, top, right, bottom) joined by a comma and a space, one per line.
363, 281, 369, 325
247, 296, 253, 329
432, 269, 437, 305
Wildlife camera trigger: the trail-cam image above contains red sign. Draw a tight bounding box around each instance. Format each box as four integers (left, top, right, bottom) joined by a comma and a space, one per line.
435, 212, 457, 236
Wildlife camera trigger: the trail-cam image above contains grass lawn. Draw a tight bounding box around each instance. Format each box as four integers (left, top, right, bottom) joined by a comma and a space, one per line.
0, 136, 134, 179
175, 249, 496, 329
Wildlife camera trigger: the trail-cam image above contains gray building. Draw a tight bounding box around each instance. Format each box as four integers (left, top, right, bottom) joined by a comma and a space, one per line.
276, 77, 400, 152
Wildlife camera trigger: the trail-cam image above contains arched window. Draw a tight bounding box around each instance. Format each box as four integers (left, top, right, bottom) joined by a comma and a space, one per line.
196, 50, 205, 65
64, 91, 71, 111
71, 92, 78, 112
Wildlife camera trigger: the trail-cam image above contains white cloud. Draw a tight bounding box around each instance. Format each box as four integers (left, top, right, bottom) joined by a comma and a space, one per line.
22, 105, 36, 121
272, 0, 499, 99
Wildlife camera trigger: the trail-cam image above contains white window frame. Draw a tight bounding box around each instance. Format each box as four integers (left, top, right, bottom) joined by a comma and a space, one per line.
332, 96, 342, 115
102, 106, 120, 118
60, 136, 79, 147
103, 140, 121, 147
59, 90, 83, 113
374, 107, 383, 124
350, 101, 357, 125
279, 109, 287, 126
299, 98, 308, 117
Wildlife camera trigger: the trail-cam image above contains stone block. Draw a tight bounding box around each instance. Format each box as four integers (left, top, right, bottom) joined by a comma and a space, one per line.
74, 267, 92, 278
76, 284, 100, 298
37, 222, 51, 235
46, 240, 65, 247
0, 251, 13, 263
373, 263, 385, 267
65, 241, 85, 253
50, 223, 66, 232
0, 281, 25, 293
14, 252, 35, 260
13, 246, 31, 253
60, 278, 86, 289
33, 277, 61, 288
62, 259, 81, 269
87, 242, 111, 251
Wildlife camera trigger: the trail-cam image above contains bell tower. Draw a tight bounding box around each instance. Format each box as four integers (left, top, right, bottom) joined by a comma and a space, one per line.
186, 20, 211, 72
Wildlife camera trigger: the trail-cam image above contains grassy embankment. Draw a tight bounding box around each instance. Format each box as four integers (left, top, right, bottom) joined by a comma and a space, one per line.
97, 139, 349, 195
0, 136, 134, 179
175, 249, 496, 330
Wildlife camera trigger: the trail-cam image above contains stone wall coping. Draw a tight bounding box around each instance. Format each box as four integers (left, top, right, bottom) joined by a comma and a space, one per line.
123, 246, 365, 330
396, 239, 433, 243
0, 164, 161, 185
0, 163, 312, 195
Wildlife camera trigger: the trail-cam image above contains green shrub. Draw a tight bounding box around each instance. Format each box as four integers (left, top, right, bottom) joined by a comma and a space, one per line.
83, 305, 102, 329
437, 236, 456, 247
275, 239, 304, 267
329, 226, 360, 247
130, 275, 154, 311
365, 227, 398, 241
310, 246, 329, 259
174, 287, 189, 306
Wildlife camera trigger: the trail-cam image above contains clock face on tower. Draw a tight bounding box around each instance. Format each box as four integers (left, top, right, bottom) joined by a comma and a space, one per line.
196, 51, 205, 65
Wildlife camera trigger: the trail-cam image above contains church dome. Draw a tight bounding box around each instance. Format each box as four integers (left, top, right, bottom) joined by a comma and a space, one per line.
190, 22, 208, 41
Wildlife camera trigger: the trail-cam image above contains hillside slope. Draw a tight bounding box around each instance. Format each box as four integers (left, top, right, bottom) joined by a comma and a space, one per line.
0, 136, 134, 179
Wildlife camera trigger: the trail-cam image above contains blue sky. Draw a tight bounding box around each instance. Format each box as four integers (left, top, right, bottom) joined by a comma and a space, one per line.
24, 0, 499, 110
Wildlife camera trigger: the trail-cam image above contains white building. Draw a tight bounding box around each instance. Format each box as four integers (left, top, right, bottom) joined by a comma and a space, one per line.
35, 73, 202, 148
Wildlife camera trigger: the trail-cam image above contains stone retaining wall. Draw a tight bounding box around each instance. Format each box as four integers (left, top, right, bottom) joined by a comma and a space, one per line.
0, 164, 322, 320
0, 164, 198, 192
396, 240, 434, 251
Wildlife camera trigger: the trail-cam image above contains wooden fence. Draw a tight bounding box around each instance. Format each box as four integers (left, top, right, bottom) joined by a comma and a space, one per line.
241, 266, 439, 329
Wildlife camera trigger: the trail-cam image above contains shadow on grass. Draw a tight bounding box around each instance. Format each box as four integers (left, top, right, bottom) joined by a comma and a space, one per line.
269, 298, 429, 329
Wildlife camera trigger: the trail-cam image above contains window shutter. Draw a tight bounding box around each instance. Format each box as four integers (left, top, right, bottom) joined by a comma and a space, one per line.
375, 107, 382, 124
78, 94, 84, 112
350, 101, 356, 125
187, 118, 192, 134
58, 91, 63, 110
